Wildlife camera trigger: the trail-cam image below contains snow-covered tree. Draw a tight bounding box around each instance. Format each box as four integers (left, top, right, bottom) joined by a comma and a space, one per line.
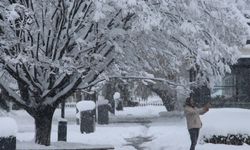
0, 0, 147, 145
0, 0, 249, 145
109, 0, 250, 110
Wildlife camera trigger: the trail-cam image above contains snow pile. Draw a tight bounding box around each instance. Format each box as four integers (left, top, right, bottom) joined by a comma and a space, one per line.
76, 101, 96, 111
0, 109, 8, 116
97, 99, 109, 106
200, 108, 250, 138
0, 117, 18, 137
97, 95, 109, 106
113, 92, 120, 100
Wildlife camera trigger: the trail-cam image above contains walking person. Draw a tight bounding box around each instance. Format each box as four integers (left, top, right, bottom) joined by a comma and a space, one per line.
184, 97, 210, 150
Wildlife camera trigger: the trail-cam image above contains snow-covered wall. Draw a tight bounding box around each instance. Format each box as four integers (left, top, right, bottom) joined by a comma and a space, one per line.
0, 117, 17, 137
76, 101, 96, 111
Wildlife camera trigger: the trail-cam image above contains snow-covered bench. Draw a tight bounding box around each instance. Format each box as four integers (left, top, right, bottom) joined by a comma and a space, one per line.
0, 117, 17, 150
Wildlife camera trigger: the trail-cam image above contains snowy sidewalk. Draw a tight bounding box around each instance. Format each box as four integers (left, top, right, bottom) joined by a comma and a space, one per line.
17, 141, 114, 150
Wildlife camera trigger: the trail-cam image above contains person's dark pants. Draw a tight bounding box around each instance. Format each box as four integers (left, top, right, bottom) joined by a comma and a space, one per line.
188, 128, 200, 150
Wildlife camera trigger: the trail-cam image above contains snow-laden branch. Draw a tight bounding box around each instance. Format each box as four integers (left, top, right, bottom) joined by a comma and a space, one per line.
21, 63, 43, 91
41, 73, 68, 99
78, 78, 105, 89
109, 75, 192, 87
42, 73, 82, 105
0, 80, 28, 108
4, 64, 37, 92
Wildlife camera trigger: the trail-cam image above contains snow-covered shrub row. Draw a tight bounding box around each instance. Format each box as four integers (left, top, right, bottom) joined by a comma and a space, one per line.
200, 109, 250, 146
202, 134, 250, 145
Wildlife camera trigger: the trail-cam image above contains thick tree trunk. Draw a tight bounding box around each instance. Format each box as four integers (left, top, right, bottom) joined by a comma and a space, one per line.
103, 82, 116, 113
33, 106, 55, 146
35, 116, 52, 146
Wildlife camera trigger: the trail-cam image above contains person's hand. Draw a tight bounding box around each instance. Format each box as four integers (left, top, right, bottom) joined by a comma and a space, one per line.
203, 106, 209, 112
205, 102, 212, 108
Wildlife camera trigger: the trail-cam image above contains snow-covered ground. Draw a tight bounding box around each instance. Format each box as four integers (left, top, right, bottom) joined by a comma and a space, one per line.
4, 105, 250, 150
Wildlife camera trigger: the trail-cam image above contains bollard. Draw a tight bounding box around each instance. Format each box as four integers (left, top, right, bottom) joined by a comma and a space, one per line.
80, 110, 95, 133
58, 120, 67, 141
97, 104, 109, 125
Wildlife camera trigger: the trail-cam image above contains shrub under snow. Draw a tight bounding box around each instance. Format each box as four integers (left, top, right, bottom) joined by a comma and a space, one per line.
202, 134, 250, 145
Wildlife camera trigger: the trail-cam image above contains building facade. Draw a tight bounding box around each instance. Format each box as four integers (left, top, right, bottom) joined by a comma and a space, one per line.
211, 46, 250, 108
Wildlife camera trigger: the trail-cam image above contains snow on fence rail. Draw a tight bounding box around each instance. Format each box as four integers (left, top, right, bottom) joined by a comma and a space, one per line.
138, 101, 163, 106
60, 100, 163, 109
58, 102, 76, 108
62, 101, 250, 108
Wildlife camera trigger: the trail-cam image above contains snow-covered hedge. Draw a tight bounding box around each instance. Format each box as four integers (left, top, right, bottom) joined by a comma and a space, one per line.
0, 117, 17, 137
202, 134, 250, 145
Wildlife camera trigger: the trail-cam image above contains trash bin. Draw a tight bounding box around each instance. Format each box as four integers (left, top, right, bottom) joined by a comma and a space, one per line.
76, 101, 96, 134
116, 100, 123, 111
0, 117, 17, 150
58, 119, 67, 141
97, 97, 110, 124
97, 104, 110, 124
80, 110, 95, 133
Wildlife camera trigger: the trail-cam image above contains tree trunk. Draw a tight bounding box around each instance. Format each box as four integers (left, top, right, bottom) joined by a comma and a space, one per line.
75, 90, 82, 125
103, 82, 116, 113
118, 83, 130, 107
103, 83, 116, 102
151, 89, 176, 111
33, 106, 55, 146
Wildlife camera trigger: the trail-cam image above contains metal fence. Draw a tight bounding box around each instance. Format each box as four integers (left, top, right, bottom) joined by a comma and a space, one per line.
138, 101, 163, 106
61, 101, 164, 109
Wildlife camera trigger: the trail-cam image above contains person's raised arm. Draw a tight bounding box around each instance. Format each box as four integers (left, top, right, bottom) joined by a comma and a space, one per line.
198, 102, 211, 115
